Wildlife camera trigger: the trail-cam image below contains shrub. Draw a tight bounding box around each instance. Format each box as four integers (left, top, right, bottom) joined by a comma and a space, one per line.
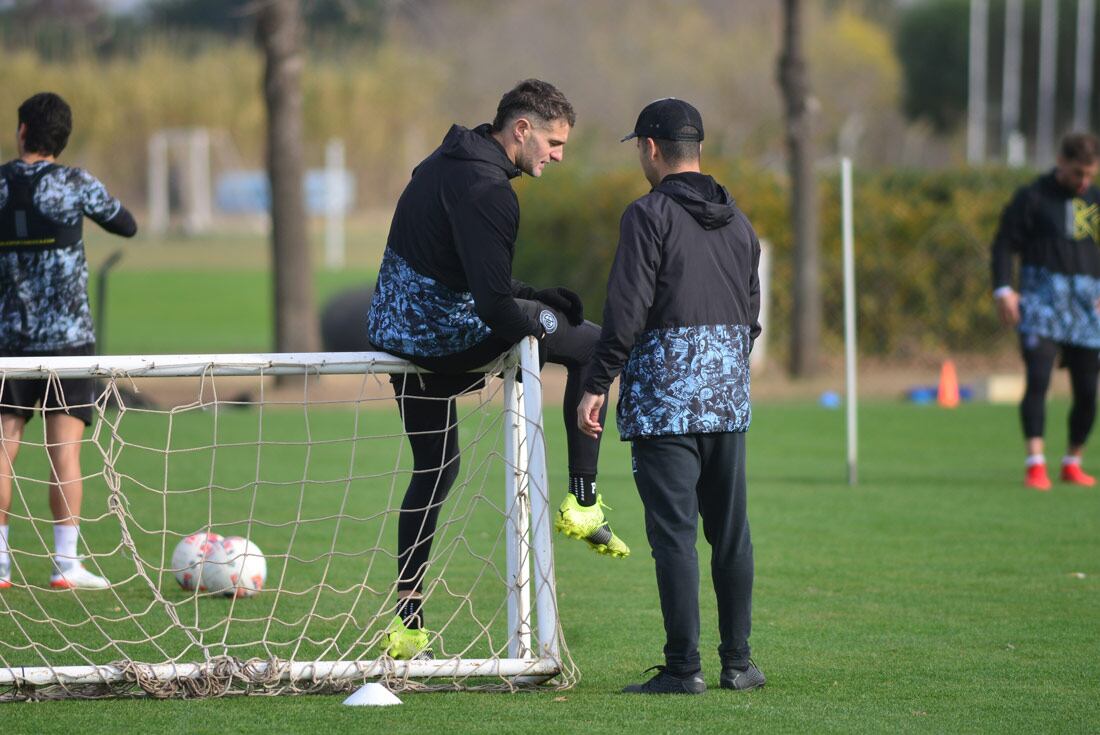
514, 161, 1035, 362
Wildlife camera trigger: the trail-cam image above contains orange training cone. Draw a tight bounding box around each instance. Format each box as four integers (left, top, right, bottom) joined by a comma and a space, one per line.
937, 359, 960, 408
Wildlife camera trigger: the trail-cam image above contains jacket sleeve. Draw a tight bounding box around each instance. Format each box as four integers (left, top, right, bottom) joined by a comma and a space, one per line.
79, 170, 137, 237
450, 180, 541, 343
98, 205, 138, 238
511, 277, 538, 300
748, 226, 762, 347
991, 187, 1029, 292
585, 202, 663, 395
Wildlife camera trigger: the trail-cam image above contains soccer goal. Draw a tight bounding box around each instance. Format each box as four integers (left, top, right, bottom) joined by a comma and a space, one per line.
0, 338, 574, 700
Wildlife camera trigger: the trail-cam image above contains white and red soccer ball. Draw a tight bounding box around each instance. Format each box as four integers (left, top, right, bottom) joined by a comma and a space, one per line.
202, 536, 267, 598
171, 533, 266, 597
171, 531, 223, 591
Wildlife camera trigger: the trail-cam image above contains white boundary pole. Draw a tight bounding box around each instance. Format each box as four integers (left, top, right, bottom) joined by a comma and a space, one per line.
1036, 0, 1059, 166
1002, 0, 1024, 162
750, 240, 770, 371
0, 351, 423, 378
324, 138, 347, 270
842, 158, 858, 486
967, 0, 989, 165
0, 658, 561, 688
504, 371, 532, 659
518, 337, 559, 660
147, 131, 169, 236
1074, 0, 1096, 132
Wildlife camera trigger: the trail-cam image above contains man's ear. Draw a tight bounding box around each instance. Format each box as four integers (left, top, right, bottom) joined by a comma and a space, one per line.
645, 137, 659, 162
513, 117, 532, 142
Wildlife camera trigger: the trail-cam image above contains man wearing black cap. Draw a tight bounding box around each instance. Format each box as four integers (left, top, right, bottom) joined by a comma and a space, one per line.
367, 79, 629, 660
578, 98, 764, 694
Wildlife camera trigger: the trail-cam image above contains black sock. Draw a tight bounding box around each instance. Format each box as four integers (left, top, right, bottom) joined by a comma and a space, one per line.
396, 596, 423, 630
569, 475, 597, 506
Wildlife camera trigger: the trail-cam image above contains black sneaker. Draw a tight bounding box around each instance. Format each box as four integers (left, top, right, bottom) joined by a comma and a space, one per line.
623, 666, 706, 694
720, 661, 766, 691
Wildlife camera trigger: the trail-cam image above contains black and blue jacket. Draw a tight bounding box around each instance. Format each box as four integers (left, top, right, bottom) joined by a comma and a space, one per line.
991, 171, 1100, 348
367, 124, 542, 360
586, 172, 761, 440
0, 160, 135, 351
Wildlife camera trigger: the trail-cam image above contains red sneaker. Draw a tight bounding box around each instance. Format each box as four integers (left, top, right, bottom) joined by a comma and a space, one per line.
1060, 463, 1096, 486
1025, 463, 1052, 491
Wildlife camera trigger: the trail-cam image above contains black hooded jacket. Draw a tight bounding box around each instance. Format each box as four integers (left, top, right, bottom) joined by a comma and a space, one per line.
586, 172, 761, 439
990, 170, 1100, 347
368, 124, 541, 359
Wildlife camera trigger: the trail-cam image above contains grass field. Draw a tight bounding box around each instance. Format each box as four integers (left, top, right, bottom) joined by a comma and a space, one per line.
3, 232, 1097, 731
2, 395, 1098, 733
83, 220, 385, 355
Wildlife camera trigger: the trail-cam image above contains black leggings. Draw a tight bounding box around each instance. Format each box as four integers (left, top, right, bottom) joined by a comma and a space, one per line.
1020, 335, 1100, 446
391, 299, 609, 593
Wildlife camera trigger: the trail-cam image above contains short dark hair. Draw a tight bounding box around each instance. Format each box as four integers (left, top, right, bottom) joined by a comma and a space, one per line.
655, 137, 701, 165
18, 92, 72, 157
491, 79, 576, 132
1060, 132, 1100, 164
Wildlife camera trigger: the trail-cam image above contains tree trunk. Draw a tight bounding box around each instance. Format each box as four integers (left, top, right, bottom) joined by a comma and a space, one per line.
257, 0, 318, 358
778, 0, 821, 377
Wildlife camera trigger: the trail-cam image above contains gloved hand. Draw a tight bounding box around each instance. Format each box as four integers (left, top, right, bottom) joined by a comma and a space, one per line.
533, 287, 584, 326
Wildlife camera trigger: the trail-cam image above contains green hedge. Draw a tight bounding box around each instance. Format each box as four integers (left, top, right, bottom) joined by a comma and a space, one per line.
514, 163, 1036, 359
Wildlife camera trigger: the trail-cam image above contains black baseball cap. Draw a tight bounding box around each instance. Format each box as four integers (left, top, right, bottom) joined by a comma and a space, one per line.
621, 98, 705, 143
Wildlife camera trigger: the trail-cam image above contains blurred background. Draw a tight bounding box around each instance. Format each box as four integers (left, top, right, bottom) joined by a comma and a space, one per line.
1, 0, 1096, 398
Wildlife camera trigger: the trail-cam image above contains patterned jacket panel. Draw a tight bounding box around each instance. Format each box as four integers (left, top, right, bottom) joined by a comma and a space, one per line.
0, 161, 121, 350
367, 248, 492, 357
1018, 264, 1100, 348
618, 323, 751, 439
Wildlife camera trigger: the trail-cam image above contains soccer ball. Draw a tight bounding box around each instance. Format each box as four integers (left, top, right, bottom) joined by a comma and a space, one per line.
171, 532, 223, 591
202, 536, 266, 598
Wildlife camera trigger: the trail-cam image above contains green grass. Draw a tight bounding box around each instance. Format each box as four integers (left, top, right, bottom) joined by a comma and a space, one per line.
3, 237, 1096, 730
3, 398, 1098, 733
91, 269, 375, 354
82, 217, 387, 355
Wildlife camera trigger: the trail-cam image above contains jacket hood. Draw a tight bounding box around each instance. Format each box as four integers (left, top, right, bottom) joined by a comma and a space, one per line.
440, 123, 521, 179
655, 172, 737, 230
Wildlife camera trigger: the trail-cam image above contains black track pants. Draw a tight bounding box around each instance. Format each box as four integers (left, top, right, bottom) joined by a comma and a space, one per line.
631, 431, 754, 676
1019, 334, 1100, 446
390, 299, 608, 593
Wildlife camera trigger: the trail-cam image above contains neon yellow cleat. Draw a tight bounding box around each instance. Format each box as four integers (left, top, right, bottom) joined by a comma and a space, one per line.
554, 493, 630, 558
379, 615, 433, 660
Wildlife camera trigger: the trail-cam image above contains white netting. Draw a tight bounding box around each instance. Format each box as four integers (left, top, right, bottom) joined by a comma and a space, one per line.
0, 343, 574, 700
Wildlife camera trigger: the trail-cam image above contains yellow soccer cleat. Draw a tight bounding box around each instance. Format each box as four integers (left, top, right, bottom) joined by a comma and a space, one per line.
378, 615, 434, 660
554, 493, 630, 558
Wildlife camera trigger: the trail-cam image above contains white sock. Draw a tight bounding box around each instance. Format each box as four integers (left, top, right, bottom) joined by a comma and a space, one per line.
0, 525, 9, 567
1025, 454, 1046, 468
54, 525, 79, 569
1063, 455, 1082, 467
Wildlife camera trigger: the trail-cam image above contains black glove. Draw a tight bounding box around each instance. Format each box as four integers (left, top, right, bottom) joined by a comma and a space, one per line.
533, 287, 584, 326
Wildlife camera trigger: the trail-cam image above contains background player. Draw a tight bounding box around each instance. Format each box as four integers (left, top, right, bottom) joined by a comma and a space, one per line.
992, 132, 1100, 491
0, 92, 137, 590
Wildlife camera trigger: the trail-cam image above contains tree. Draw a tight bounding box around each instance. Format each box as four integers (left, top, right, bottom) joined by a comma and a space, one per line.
895, 0, 970, 133
256, 0, 319, 357
778, 0, 821, 377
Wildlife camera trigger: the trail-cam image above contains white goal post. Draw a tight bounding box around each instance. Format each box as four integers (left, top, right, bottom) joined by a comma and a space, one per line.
0, 338, 572, 699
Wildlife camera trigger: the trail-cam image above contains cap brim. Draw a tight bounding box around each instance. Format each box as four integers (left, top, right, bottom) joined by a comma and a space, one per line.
620, 133, 638, 142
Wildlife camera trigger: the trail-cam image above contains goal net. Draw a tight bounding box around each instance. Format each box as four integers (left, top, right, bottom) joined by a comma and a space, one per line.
0, 339, 574, 700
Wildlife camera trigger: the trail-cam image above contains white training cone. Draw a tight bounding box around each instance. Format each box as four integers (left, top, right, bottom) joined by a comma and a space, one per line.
343, 682, 402, 707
